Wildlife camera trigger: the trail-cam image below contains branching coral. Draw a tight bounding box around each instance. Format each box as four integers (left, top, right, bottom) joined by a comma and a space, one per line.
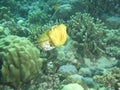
103, 29, 120, 59
93, 67, 120, 89
67, 12, 107, 59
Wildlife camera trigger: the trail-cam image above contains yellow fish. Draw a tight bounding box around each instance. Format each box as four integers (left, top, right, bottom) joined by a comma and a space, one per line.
36, 24, 67, 51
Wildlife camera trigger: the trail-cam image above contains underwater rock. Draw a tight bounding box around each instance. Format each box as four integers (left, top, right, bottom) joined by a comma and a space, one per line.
66, 74, 89, 90
87, 56, 118, 75
98, 87, 107, 90
105, 16, 120, 29
79, 67, 92, 77
58, 64, 77, 77
0, 35, 42, 89
95, 56, 118, 69
55, 37, 78, 65
61, 83, 84, 90
17, 19, 25, 25
67, 74, 83, 84
77, 56, 118, 77
82, 77, 97, 89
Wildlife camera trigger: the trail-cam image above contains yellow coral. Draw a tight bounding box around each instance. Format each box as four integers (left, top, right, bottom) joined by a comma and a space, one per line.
36, 24, 67, 50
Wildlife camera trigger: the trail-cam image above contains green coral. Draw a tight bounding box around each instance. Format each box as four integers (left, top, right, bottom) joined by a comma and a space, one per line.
103, 29, 120, 59
0, 35, 42, 89
67, 12, 106, 59
93, 67, 120, 88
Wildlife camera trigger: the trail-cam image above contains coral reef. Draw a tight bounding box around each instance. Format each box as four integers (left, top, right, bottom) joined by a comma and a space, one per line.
103, 29, 120, 59
67, 12, 107, 59
55, 37, 78, 66
58, 64, 77, 77
66, 74, 89, 89
0, 0, 119, 90
0, 35, 42, 89
93, 67, 120, 89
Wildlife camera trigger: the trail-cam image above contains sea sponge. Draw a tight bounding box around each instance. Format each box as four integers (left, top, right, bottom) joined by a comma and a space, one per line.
0, 35, 42, 88
49, 24, 67, 46
36, 24, 67, 50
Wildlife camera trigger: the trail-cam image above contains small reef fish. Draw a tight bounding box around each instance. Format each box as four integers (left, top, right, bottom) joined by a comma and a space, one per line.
36, 24, 67, 51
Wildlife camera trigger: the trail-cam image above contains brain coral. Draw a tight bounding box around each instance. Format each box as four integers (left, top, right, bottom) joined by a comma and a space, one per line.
0, 35, 42, 88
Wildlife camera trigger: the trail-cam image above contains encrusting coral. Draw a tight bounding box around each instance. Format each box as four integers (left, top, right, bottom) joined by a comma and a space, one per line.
0, 35, 42, 89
